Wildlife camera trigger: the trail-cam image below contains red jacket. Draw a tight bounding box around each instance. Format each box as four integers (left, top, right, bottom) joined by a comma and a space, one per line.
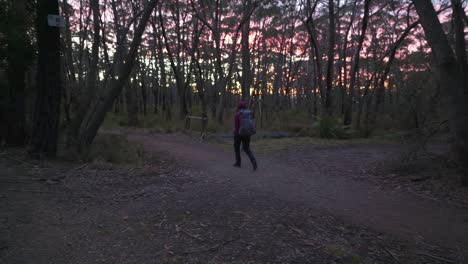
234, 101, 247, 135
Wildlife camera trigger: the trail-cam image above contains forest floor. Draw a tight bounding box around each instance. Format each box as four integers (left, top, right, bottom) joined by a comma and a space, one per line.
1, 129, 468, 263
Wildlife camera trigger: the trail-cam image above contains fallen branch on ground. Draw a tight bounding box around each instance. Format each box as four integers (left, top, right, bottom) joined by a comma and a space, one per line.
182, 236, 240, 254
181, 229, 205, 242
7, 188, 95, 198
417, 251, 455, 263
0, 154, 39, 168
384, 248, 400, 263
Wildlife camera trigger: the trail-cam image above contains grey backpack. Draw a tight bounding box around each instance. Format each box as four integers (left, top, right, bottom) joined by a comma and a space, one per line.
239, 109, 256, 136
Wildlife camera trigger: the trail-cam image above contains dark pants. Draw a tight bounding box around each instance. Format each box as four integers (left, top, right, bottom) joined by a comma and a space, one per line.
234, 135, 257, 168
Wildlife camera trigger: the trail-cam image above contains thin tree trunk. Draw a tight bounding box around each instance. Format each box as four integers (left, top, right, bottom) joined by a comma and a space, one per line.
62, 0, 78, 120
324, 0, 335, 117
67, 0, 100, 146
158, 5, 188, 120
368, 19, 420, 131
304, 0, 325, 116
125, 77, 139, 126
344, 0, 370, 125
241, 0, 252, 101
74, 0, 158, 151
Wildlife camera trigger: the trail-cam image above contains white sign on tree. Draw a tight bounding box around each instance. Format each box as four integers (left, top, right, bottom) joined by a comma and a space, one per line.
47, 14, 65, 28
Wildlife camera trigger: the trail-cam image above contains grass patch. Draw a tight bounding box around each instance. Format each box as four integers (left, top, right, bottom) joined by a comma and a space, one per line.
261, 108, 312, 133
324, 244, 348, 258
211, 135, 394, 155
102, 112, 131, 129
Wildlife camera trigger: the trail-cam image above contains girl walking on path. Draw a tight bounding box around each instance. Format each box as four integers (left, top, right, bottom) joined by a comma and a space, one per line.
233, 101, 257, 171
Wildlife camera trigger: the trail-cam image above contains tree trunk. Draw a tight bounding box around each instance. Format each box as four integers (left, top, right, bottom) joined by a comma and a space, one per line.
67, 0, 100, 146
368, 20, 420, 131
125, 79, 139, 126
140, 67, 148, 116
73, 0, 158, 151
30, 0, 62, 157
344, 0, 370, 125
62, 0, 78, 123
192, 0, 256, 123
413, 0, 468, 185
450, 0, 468, 86
4, 0, 29, 146
305, 1, 325, 116
158, 6, 188, 120
324, 0, 335, 117
241, 0, 252, 101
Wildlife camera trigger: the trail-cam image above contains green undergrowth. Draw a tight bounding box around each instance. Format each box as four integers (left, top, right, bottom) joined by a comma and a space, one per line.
262, 109, 311, 131
88, 133, 145, 164
103, 113, 184, 133
103, 112, 234, 134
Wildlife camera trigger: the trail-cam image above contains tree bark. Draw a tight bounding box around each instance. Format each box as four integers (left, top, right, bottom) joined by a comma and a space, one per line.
30, 0, 62, 157
4, 0, 29, 146
413, 0, 468, 185
450, 0, 467, 87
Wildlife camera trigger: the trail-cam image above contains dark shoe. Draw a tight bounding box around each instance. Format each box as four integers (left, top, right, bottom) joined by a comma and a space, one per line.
233, 163, 241, 168
253, 163, 257, 171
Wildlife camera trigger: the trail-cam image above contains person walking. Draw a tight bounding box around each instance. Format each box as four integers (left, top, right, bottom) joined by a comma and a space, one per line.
233, 101, 257, 171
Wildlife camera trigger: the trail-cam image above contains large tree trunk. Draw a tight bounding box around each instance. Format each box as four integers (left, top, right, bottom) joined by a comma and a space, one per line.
413, 0, 468, 185
4, 0, 29, 146
30, 0, 62, 157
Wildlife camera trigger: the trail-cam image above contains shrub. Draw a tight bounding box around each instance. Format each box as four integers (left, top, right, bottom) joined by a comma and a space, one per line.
313, 117, 348, 139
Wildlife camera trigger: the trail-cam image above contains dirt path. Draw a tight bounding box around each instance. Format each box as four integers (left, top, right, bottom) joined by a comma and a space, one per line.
2, 131, 468, 263
128, 132, 468, 252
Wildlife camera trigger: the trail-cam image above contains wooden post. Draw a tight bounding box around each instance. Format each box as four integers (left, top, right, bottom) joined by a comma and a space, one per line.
184, 115, 209, 140
201, 113, 208, 140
